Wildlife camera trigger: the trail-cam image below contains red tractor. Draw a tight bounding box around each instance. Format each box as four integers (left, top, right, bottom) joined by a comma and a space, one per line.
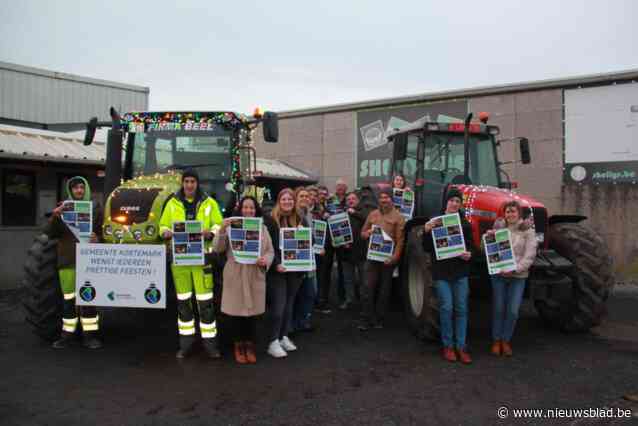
385, 113, 614, 338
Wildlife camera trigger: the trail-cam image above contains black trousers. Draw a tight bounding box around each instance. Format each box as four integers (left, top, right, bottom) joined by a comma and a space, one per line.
230, 316, 258, 343
361, 261, 394, 324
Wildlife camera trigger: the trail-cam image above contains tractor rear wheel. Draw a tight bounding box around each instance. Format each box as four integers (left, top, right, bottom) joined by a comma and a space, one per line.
535, 222, 614, 332
401, 226, 439, 340
22, 234, 62, 342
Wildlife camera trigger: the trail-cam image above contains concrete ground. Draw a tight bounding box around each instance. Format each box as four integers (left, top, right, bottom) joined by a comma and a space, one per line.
1, 286, 638, 426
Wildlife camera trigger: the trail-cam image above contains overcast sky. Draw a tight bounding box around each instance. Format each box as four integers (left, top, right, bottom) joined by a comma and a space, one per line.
1, 0, 636, 113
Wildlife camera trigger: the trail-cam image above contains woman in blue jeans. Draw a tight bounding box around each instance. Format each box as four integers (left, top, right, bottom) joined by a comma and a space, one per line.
486, 200, 537, 357
423, 188, 475, 364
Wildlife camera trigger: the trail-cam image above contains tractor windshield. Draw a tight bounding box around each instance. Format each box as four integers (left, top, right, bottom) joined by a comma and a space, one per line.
129, 128, 233, 205
402, 132, 499, 187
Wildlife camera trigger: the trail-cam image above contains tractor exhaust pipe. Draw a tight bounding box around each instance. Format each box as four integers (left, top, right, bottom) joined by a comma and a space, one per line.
463, 113, 473, 183
103, 107, 123, 202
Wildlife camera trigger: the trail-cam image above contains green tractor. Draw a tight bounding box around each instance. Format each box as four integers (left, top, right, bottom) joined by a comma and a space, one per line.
23, 107, 279, 340
384, 113, 614, 339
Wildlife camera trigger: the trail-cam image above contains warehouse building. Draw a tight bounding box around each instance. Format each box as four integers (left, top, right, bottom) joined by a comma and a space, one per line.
253, 69, 638, 278
0, 61, 149, 289
0, 61, 316, 289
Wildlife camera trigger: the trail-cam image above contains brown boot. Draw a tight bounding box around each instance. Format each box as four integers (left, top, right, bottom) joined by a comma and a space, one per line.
491, 340, 502, 356
234, 342, 247, 364
457, 349, 473, 365
442, 347, 457, 362
244, 341, 257, 364
502, 341, 513, 357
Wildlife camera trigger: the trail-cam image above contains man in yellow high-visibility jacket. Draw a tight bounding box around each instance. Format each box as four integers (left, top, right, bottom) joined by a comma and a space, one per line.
160, 169, 223, 359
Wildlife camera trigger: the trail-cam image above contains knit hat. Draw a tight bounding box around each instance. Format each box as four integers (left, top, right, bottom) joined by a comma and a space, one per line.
446, 187, 463, 203
378, 186, 393, 198
181, 168, 200, 183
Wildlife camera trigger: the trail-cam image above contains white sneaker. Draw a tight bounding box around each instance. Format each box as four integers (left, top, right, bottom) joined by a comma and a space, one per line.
267, 339, 287, 358
280, 336, 297, 352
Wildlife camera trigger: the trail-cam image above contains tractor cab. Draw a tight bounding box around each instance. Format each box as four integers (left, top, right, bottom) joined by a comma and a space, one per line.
84, 109, 278, 243
387, 115, 530, 221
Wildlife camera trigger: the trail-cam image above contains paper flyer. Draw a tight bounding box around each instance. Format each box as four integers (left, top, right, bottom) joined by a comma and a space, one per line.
430, 213, 466, 260
484, 229, 518, 275
327, 212, 353, 247
392, 188, 415, 219
61, 200, 93, 243
280, 227, 314, 272
228, 217, 262, 265
312, 220, 327, 254
325, 196, 345, 216
367, 225, 394, 262
172, 221, 204, 266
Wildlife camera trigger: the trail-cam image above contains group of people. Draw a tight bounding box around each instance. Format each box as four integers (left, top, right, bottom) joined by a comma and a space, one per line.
46, 170, 538, 367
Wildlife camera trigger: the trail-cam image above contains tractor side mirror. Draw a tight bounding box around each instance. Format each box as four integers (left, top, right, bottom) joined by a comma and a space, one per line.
84, 117, 98, 146
392, 134, 408, 161
262, 111, 279, 143
519, 138, 531, 164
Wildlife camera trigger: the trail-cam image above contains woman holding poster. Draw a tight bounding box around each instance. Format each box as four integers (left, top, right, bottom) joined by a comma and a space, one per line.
422, 188, 474, 364
486, 201, 537, 357
214, 196, 274, 364
263, 188, 308, 358
392, 174, 411, 191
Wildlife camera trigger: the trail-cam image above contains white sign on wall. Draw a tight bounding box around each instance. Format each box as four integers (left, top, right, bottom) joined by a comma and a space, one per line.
564, 82, 638, 183
76, 244, 167, 308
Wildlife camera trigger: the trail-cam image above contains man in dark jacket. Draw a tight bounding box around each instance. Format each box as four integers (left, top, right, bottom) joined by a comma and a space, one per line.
45, 176, 103, 349
338, 191, 372, 309
422, 187, 474, 364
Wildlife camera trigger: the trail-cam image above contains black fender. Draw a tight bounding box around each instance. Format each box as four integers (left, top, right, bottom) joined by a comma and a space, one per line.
548, 215, 587, 226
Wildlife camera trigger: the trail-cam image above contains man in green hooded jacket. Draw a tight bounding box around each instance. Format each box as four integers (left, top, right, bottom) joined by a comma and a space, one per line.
44, 176, 103, 349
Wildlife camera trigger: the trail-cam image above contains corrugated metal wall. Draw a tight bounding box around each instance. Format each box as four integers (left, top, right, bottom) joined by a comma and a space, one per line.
0, 62, 149, 124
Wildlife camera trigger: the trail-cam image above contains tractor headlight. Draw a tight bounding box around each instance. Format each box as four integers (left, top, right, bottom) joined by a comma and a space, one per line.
114, 229, 124, 240
133, 230, 143, 241
104, 225, 113, 236
145, 225, 156, 236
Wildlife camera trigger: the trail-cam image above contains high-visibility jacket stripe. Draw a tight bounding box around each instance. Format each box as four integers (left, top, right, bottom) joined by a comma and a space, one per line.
177, 319, 195, 327
177, 292, 193, 301
196, 292, 213, 301
81, 316, 99, 325
82, 323, 99, 331
62, 324, 77, 333
63, 293, 76, 300
62, 317, 79, 325
199, 321, 216, 330
201, 330, 217, 338
178, 327, 196, 336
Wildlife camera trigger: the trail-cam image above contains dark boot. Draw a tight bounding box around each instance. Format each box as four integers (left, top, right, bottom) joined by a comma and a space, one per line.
82, 332, 103, 349
52, 331, 75, 349
202, 338, 221, 359
176, 335, 196, 359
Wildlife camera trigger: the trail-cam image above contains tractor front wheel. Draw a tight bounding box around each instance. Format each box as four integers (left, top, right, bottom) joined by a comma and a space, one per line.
535, 222, 614, 332
400, 226, 439, 340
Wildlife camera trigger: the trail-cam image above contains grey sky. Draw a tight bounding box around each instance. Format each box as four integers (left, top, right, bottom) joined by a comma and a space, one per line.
1, 0, 636, 114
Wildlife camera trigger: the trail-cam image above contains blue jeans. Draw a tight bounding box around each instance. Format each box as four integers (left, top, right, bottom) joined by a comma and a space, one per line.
491, 276, 526, 342
292, 272, 318, 330
435, 277, 469, 350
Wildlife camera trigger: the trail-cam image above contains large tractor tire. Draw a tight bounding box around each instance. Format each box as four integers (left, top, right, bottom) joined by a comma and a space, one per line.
535, 222, 614, 332
22, 234, 62, 342
401, 226, 439, 340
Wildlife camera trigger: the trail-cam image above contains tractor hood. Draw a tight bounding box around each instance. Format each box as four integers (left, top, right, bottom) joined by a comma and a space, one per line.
454, 184, 546, 219
103, 172, 182, 243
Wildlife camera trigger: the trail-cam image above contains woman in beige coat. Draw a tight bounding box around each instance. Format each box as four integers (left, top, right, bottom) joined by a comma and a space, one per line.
486, 200, 538, 357
214, 196, 274, 364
